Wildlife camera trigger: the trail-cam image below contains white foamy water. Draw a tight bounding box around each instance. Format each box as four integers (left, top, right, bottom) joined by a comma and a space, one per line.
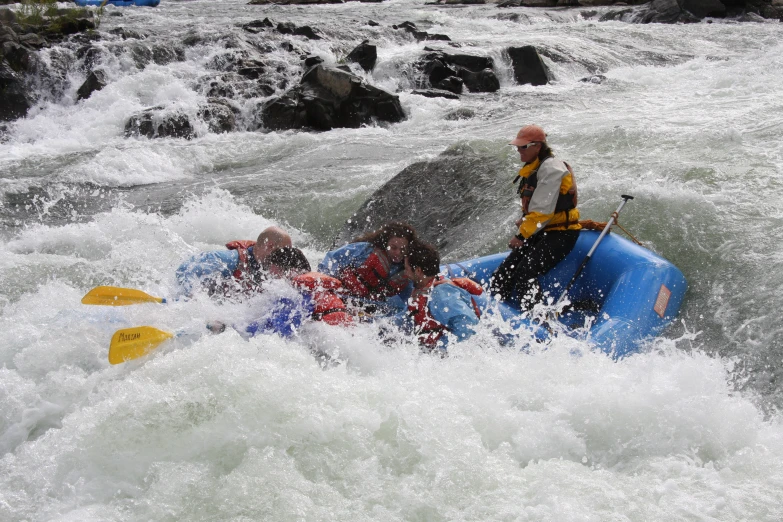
2, 1, 783, 519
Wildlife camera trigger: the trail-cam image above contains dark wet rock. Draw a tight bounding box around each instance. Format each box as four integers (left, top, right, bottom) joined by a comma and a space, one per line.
199, 72, 276, 99
457, 67, 499, 92
0, 60, 33, 121
2, 41, 32, 72
393, 21, 450, 42
735, 11, 768, 22
277, 22, 322, 40
123, 103, 234, 139
393, 21, 418, 32
444, 107, 476, 120
125, 41, 185, 69
415, 51, 500, 93
303, 55, 324, 68
28, 47, 71, 101
235, 59, 267, 79
261, 92, 303, 130
634, 0, 710, 22
280, 41, 299, 53
18, 33, 47, 49
680, 0, 727, 17
248, 0, 341, 4
79, 46, 102, 72
412, 88, 460, 99
506, 45, 551, 86
433, 76, 463, 94
242, 18, 274, 33
497, 0, 558, 5
0, 24, 17, 44
431, 51, 494, 71
237, 66, 265, 79
152, 45, 185, 65
76, 69, 107, 101
182, 31, 203, 47
415, 32, 451, 42
580, 74, 607, 84
108, 27, 148, 40
424, 59, 458, 85
198, 99, 237, 134
367, 20, 380, 26
125, 106, 195, 139
333, 143, 515, 260
346, 40, 377, 72
261, 64, 405, 131
44, 18, 94, 38
129, 43, 153, 68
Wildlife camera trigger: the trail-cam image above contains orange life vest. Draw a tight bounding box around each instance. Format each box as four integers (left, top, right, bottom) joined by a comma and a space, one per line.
339, 248, 410, 300
292, 272, 353, 326
408, 277, 482, 348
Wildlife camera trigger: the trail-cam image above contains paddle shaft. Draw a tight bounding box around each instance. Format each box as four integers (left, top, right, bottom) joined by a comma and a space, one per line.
555, 195, 634, 308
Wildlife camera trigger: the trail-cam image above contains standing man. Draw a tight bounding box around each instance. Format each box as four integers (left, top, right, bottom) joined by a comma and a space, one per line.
490, 124, 581, 309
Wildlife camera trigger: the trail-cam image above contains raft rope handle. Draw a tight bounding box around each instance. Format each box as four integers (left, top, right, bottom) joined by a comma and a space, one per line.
578, 215, 643, 247
608, 211, 643, 246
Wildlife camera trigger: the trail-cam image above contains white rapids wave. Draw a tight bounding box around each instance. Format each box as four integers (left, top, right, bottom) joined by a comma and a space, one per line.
2, 1, 783, 520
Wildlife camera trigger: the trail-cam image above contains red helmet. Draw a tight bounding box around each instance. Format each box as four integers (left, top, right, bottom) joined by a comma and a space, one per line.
509, 125, 547, 147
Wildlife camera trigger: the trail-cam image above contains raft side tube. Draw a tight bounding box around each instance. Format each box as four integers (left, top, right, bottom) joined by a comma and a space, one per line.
440, 231, 687, 356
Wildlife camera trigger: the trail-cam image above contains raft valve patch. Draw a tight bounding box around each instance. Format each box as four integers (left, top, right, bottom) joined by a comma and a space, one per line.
654, 285, 671, 318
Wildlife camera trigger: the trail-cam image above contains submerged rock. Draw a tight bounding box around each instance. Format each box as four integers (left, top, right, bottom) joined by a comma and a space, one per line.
412, 88, 461, 99
333, 143, 517, 260
124, 100, 237, 139
125, 106, 195, 139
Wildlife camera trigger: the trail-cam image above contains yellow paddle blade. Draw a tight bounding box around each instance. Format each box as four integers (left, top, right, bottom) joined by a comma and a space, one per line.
82, 286, 165, 306
109, 326, 174, 365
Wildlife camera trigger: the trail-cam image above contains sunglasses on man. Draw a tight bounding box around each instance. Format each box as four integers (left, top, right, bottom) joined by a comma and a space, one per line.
516, 142, 540, 151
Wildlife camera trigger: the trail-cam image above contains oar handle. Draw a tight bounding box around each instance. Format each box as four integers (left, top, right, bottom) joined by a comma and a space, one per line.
554, 195, 634, 308
581, 195, 633, 260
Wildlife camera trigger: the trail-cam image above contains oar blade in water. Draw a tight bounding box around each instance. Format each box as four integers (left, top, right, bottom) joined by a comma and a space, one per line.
82, 286, 164, 306
109, 326, 174, 364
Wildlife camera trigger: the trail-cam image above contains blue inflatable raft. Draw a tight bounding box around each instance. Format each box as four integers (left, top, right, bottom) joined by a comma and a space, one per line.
441, 230, 687, 357
74, 0, 160, 6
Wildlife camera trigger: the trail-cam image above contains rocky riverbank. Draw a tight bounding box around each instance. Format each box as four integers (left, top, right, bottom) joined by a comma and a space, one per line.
1, 3, 97, 123
2, 0, 781, 135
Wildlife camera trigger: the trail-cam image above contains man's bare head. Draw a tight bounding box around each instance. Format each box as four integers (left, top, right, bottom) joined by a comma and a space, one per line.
254, 226, 292, 264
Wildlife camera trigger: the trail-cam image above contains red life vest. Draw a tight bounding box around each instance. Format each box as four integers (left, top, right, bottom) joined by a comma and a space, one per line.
292, 272, 353, 326
226, 240, 257, 281
206, 240, 261, 297
340, 248, 410, 300
407, 277, 483, 348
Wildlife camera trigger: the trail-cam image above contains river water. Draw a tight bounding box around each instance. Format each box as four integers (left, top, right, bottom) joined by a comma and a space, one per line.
1, 1, 783, 520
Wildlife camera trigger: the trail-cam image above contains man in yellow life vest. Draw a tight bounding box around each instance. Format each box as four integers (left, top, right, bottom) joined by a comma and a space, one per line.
490, 124, 581, 310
